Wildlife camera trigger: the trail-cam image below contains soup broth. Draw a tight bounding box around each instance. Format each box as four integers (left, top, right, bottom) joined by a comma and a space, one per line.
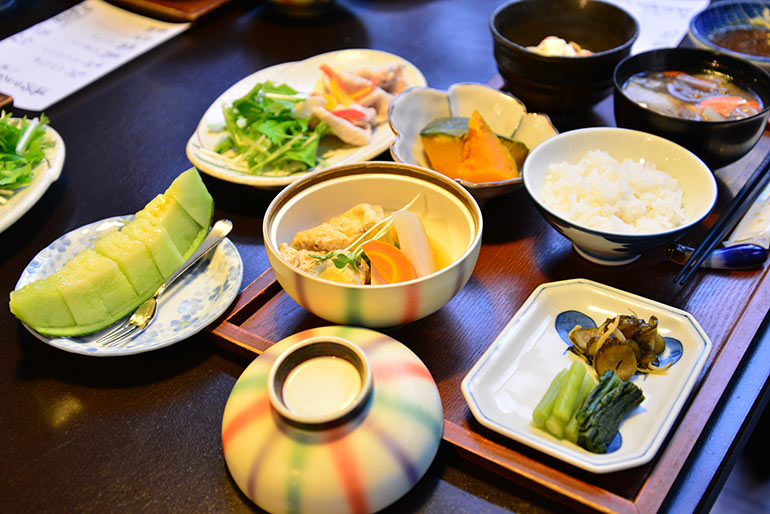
711, 27, 770, 58
621, 70, 762, 121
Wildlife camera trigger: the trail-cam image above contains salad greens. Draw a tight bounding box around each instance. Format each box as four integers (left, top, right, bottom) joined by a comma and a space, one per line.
0, 112, 52, 204
213, 81, 329, 175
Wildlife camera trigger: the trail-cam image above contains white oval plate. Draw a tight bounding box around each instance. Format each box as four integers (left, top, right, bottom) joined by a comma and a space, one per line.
186, 49, 427, 189
0, 121, 65, 233
14, 216, 244, 357
461, 278, 712, 474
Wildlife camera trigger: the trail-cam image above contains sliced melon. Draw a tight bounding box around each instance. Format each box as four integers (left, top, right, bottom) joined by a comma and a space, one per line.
47, 253, 113, 332
165, 167, 213, 228
121, 216, 185, 277
67, 249, 140, 316
9, 168, 214, 337
136, 194, 201, 256
9, 281, 76, 332
93, 231, 163, 297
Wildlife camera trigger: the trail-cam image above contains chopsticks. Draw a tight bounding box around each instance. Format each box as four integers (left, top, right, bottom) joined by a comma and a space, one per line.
674, 151, 770, 285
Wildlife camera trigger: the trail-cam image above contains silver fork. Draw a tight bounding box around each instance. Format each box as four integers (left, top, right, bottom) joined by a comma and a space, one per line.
97, 219, 233, 347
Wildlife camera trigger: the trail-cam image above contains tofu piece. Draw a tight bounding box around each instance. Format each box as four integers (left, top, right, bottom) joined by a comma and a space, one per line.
290, 203, 385, 253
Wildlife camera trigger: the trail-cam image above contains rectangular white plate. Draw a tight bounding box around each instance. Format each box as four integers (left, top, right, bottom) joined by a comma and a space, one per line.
461, 278, 712, 473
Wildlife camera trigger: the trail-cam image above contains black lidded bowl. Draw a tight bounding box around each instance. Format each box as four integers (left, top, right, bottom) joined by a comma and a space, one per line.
613, 47, 770, 170
490, 0, 639, 118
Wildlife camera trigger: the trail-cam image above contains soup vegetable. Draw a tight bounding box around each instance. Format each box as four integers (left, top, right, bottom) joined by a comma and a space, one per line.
621, 71, 762, 121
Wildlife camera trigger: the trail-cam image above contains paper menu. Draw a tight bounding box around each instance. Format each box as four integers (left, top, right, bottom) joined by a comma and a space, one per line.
0, 0, 189, 112
604, 0, 709, 53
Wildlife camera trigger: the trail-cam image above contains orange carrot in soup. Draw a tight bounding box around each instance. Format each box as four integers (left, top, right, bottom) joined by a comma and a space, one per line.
698, 95, 753, 117
362, 240, 417, 284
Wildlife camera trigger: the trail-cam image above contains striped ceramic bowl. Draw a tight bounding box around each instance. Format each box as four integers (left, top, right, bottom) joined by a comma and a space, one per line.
263, 161, 483, 327
221, 326, 443, 514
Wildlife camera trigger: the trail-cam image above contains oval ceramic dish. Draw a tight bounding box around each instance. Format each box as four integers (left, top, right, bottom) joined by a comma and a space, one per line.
187, 49, 427, 189
14, 216, 244, 356
263, 161, 483, 327
461, 279, 712, 474
0, 121, 65, 233
221, 326, 443, 514
522, 127, 717, 265
388, 82, 557, 203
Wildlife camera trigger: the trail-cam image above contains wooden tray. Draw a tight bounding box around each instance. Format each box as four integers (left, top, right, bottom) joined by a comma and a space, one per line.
208, 133, 770, 513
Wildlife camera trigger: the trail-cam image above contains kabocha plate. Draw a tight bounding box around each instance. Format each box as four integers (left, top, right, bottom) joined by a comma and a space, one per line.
0, 121, 65, 234
461, 278, 712, 474
186, 49, 427, 189
14, 216, 244, 357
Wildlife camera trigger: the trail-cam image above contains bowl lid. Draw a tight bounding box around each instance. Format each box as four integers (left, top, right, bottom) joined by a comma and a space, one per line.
221, 326, 444, 514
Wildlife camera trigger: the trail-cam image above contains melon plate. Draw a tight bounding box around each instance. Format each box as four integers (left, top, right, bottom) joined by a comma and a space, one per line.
14, 216, 243, 356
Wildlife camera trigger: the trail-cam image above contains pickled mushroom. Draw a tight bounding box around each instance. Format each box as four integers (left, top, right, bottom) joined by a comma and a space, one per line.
568, 314, 669, 378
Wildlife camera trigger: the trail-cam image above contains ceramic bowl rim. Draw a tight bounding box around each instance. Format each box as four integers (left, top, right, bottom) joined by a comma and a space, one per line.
522, 127, 718, 239
263, 161, 484, 290
688, 0, 770, 65
489, 0, 640, 60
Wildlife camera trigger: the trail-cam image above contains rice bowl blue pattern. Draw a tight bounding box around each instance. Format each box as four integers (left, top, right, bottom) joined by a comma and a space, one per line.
689, 1, 770, 71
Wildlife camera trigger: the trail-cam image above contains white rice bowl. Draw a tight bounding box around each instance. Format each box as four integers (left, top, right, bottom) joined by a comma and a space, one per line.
541, 150, 685, 234
522, 127, 717, 265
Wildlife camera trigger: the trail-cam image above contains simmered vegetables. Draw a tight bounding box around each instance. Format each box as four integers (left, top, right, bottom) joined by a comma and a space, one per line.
278, 195, 442, 285
568, 314, 668, 381
420, 110, 527, 183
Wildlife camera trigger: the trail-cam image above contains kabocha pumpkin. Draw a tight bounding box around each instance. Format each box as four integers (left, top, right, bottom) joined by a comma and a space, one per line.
419, 110, 527, 183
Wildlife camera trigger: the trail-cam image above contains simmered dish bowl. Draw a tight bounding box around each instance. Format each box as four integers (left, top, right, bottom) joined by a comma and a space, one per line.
522, 128, 717, 265
614, 47, 770, 169
263, 162, 483, 327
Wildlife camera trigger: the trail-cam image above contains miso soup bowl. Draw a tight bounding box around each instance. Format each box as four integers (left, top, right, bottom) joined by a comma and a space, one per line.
614, 47, 770, 169
522, 128, 717, 266
263, 162, 483, 327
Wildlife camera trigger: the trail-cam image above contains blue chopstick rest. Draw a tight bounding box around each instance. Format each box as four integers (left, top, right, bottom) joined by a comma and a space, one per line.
666, 243, 769, 269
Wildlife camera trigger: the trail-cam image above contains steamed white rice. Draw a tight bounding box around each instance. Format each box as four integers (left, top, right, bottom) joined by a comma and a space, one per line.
541, 150, 685, 234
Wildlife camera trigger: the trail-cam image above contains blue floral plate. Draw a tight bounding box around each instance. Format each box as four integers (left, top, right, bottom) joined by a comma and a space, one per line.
14, 216, 244, 357
461, 278, 712, 473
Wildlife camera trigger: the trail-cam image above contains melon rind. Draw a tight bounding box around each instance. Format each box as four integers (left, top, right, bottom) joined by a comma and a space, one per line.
165, 167, 213, 228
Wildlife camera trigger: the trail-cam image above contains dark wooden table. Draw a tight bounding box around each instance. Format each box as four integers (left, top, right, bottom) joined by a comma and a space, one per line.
2, 1, 769, 513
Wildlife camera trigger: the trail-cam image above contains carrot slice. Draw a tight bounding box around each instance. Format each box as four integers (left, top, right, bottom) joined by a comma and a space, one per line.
362, 240, 417, 284
698, 95, 748, 117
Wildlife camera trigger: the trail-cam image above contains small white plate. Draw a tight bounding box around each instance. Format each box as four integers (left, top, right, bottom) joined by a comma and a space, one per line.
186, 49, 427, 189
14, 216, 244, 357
0, 122, 65, 233
461, 278, 712, 474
